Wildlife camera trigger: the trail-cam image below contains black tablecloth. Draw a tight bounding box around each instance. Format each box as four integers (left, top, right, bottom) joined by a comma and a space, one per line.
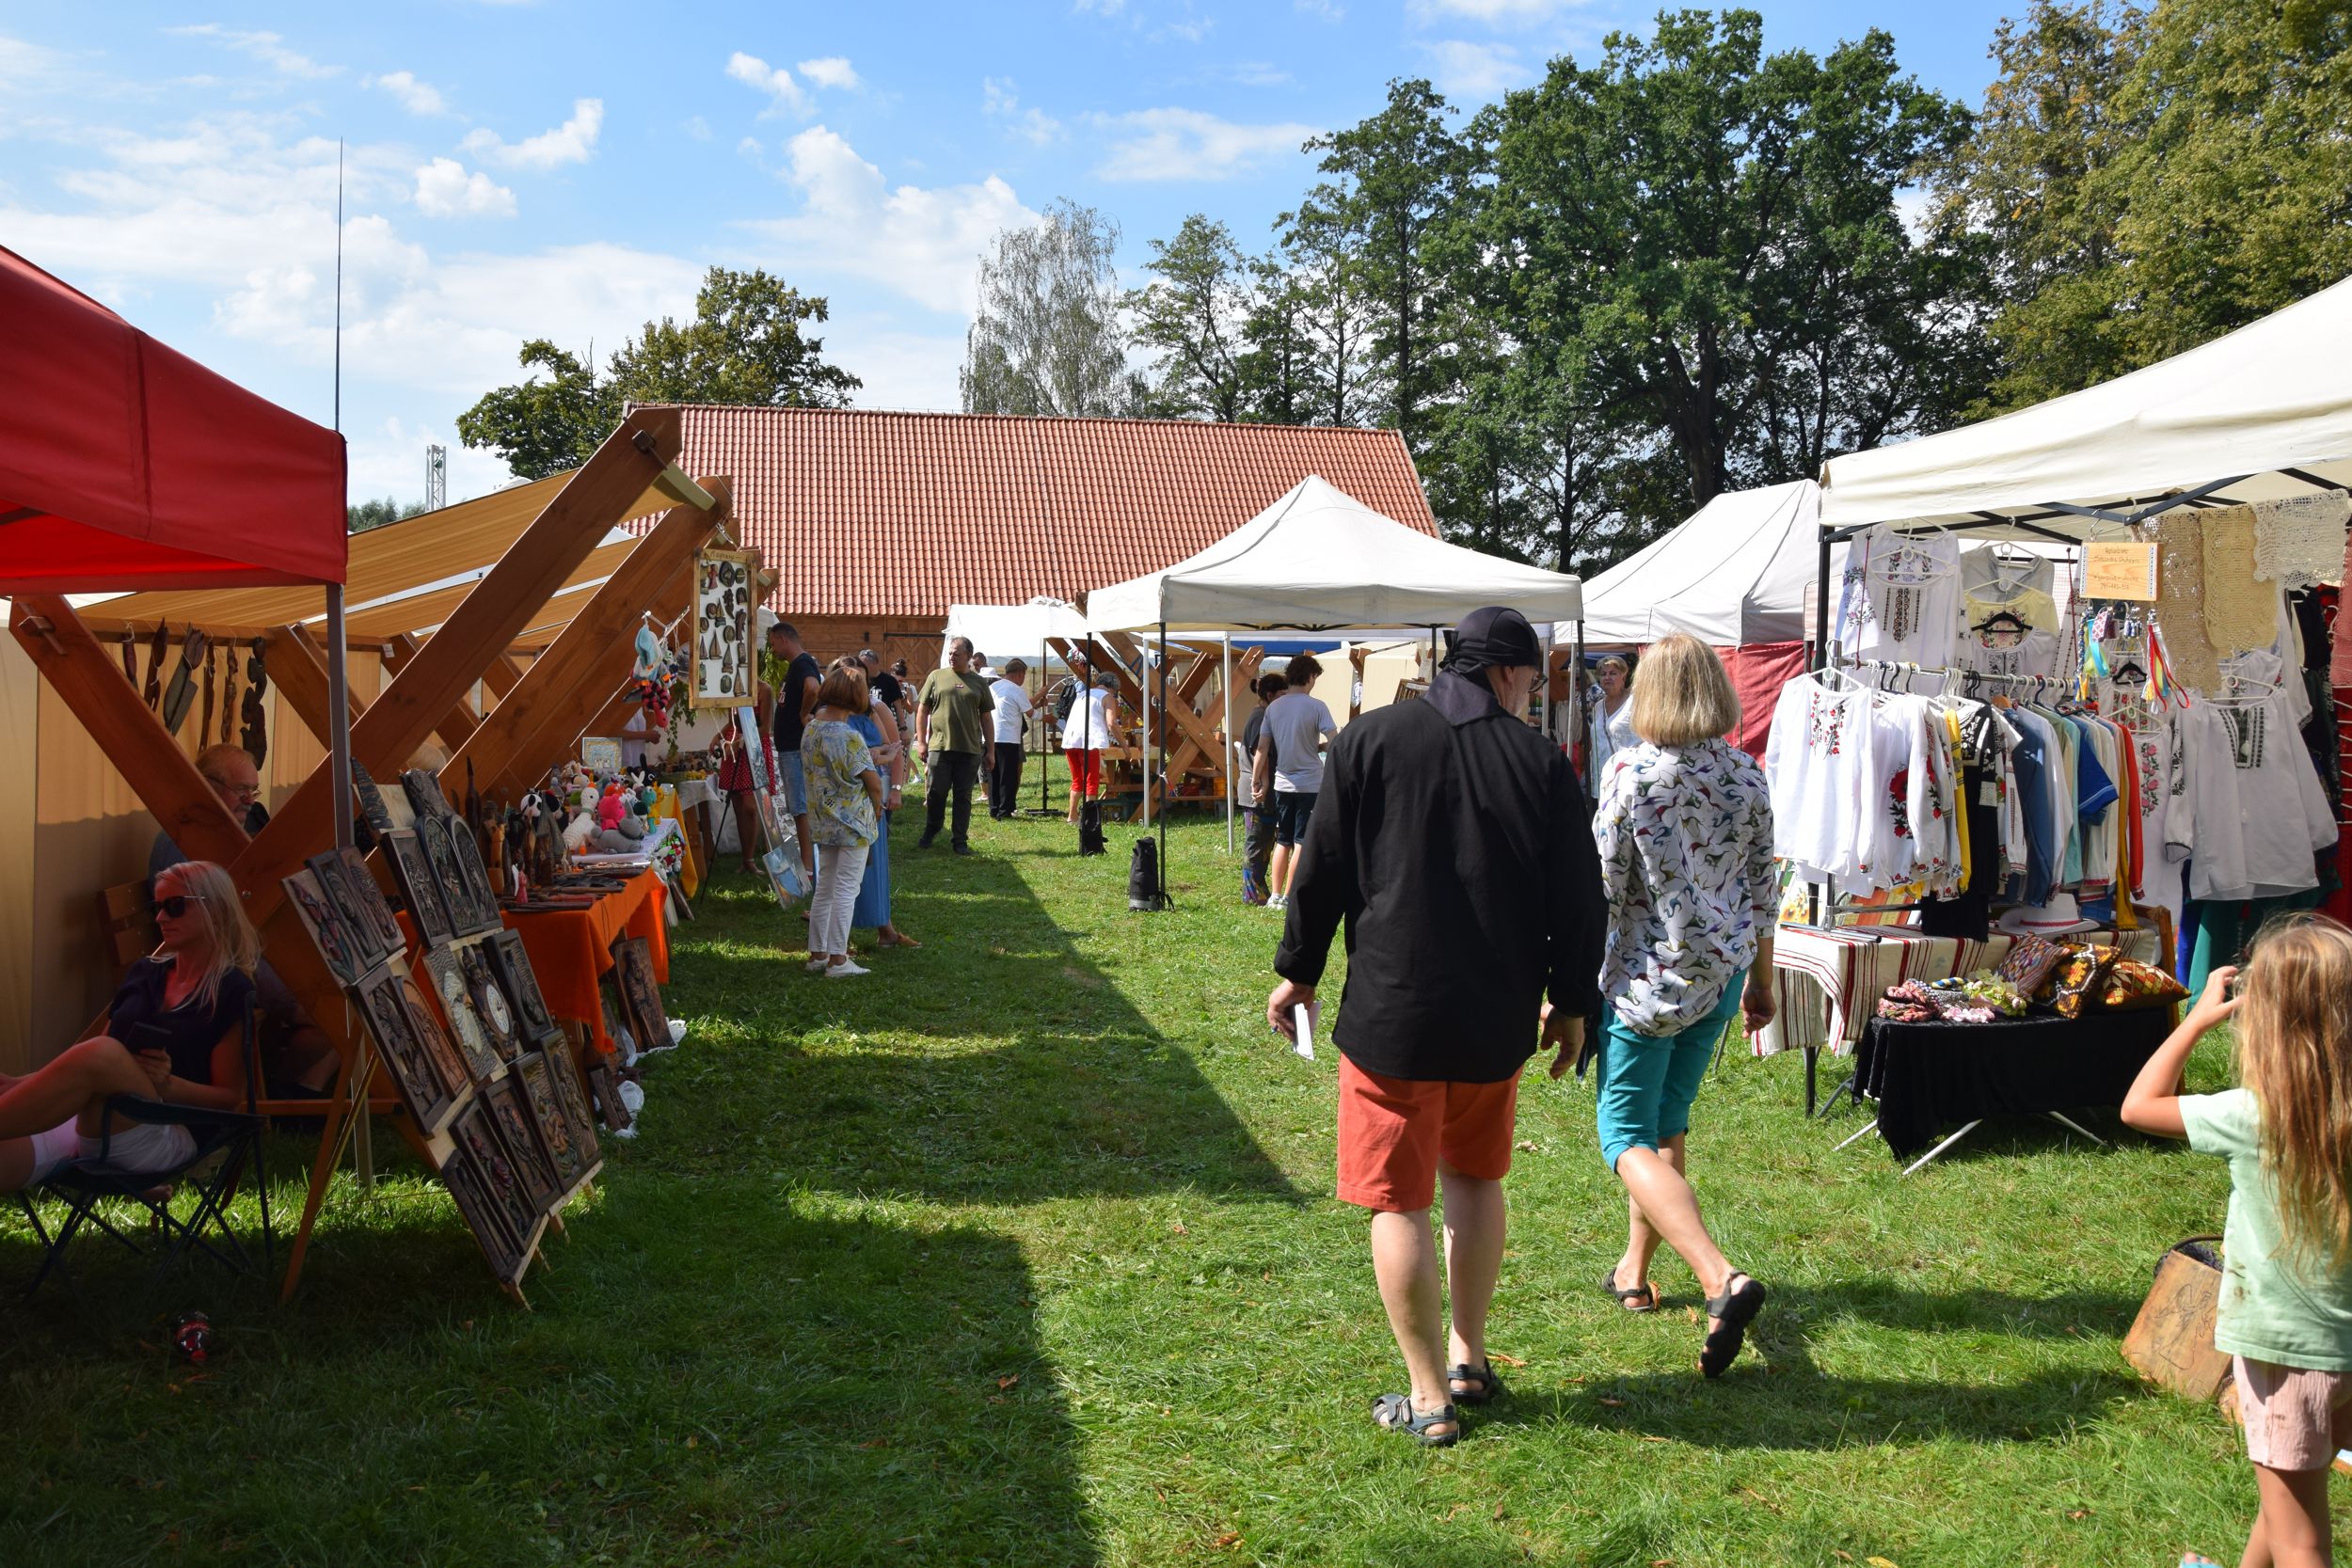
1855, 1009, 2176, 1159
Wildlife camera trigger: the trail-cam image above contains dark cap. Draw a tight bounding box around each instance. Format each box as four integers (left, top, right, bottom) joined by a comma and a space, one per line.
1442, 606, 1543, 673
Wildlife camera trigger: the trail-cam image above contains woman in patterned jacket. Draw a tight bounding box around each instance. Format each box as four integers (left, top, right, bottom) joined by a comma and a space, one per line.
1578, 633, 1779, 1377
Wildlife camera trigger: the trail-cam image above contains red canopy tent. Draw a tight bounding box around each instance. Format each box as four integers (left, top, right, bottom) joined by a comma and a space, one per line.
0, 245, 347, 593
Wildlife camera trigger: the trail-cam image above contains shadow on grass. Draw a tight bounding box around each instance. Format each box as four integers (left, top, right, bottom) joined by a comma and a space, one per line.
0, 1178, 1099, 1567
654, 828, 1307, 1208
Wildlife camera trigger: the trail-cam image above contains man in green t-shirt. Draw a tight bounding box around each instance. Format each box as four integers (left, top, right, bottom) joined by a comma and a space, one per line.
915, 637, 994, 853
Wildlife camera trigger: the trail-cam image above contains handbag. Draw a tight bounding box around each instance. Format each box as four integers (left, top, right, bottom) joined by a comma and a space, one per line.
2121, 1235, 2233, 1402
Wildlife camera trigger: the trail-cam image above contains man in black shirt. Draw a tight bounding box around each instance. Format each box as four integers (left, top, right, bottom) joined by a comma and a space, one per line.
859, 648, 903, 711
1269, 606, 1604, 1446
767, 619, 822, 885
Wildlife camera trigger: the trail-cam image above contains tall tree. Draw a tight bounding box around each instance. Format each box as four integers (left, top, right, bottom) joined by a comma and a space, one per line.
961, 199, 1136, 418
1473, 10, 1986, 514
1237, 254, 1315, 425
1924, 0, 2139, 410
1129, 215, 1251, 421
457, 267, 860, 480
1302, 81, 1471, 447
1279, 185, 1382, 427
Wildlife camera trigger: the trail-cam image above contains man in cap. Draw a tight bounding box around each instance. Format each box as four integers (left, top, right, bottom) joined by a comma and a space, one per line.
1268, 605, 1604, 1447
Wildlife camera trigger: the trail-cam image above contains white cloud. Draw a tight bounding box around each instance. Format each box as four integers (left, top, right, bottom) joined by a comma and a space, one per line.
797, 55, 860, 90
166, 24, 337, 79
461, 98, 603, 170
0, 113, 696, 404
368, 70, 448, 117
1296, 0, 1345, 18
746, 125, 1034, 315
347, 415, 512, 508
1215, 61, 1295, 87
1419, 40, 1532, 99
0, 34, 67, 84
737, 135, 762, 158
726, 51, 811, 119
1408, 0, 1581, 24
684, 115, 712, 140
413, 157, 516, 218
1091, 108, 1317, 182
982, 78, 1064, 146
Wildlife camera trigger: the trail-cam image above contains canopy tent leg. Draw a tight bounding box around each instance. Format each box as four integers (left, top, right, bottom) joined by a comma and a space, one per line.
1039, 632, 1051, 816
1223, 633, 1234, 856
323, 582, 373, 1195
1142, 635, 1152, 832
1155, 619, 1169, 908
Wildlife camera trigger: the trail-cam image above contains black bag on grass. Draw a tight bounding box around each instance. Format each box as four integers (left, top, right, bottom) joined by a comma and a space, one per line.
1128, 836, 1168, 911
1076, 800, 1105, 856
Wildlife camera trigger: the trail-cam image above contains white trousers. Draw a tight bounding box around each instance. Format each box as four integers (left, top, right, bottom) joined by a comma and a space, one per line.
811, 841, 870, 958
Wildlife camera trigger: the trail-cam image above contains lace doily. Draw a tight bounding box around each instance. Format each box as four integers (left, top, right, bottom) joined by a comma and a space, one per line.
2153, 515, 2221, 693
2252, 492, 2351, 589
2201, 505, 2276, 656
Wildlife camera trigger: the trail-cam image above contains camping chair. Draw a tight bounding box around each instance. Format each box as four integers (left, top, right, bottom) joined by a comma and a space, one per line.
13, 994, 274, 1300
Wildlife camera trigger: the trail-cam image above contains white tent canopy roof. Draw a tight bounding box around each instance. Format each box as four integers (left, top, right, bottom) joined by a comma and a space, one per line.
1084, 474, 1583, 632
943, 596, 1091, 658
1573, 479, 1819, 645
1820, 274, 2352, 534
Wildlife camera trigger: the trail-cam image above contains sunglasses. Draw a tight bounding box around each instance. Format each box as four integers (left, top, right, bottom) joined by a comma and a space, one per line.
153, 893, 210, 919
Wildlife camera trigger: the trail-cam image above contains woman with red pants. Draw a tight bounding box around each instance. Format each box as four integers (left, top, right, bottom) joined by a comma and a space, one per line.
1063, 667, 1119, 825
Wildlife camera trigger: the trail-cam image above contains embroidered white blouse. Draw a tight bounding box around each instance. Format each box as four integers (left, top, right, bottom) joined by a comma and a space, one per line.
1595, 737, 1780, 1037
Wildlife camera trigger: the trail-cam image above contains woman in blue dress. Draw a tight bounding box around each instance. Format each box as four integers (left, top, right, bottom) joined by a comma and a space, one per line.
837, 658, 921, 952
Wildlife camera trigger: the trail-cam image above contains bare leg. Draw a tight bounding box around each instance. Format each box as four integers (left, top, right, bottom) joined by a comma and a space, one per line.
1438, 1164, 1505, 1390
1613, 1134, 1689, 1303
730, 792, 760, 872
1369, 1208, 1458, 1438
0, 1037, 153, 1141
1270, 844, 1295, 897
1614, 1145, 1733, 1306
2240, 1462, 2331, 1568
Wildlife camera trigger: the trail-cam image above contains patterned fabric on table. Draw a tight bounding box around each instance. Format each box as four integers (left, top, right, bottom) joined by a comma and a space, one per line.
2042, 944, 2119, 1020
2094, 957, 2187, 1010
1594, 737, 1780, 1037
1755, 922, 2162, 1057
1994, 932, 2069, 992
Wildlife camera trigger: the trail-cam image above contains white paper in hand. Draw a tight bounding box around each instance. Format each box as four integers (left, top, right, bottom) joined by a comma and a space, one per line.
1292, 1004, 1315, 1060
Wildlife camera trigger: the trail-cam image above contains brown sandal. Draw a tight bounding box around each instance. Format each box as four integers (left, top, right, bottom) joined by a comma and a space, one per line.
878, 930, 923, 948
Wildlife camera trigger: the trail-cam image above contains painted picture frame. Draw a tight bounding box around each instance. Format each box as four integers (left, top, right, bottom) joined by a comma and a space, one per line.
542, 1042, 601, 1174
307, 849, 402, 970
280, 868, 360, 986
691, 547, 757, 705
384, 828, 453, 947
483, 1074, 559, 1214
396, 969, 473, 1104
580, 736, 624, 775
439, 1147, 527, 1285
586, 1054, 632, 1134
446, 824, 504, 936
612, 936, 671, 1054
514, 1050, 591, 1193
420, 946, 501, 1085
355, 966, 457, 1136
460, 943, 522, 1064
449, 1100, 539, 1247
485, 929, 560, 1046
417, 816, 476, 941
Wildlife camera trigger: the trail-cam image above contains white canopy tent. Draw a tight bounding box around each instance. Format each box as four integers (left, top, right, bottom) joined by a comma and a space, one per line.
1820, 273, 2352, 535
1575, 479, 1819, 644
1086, 474, 1584, 631
1086, 474, 1584, 897
942, 597, 1091, 817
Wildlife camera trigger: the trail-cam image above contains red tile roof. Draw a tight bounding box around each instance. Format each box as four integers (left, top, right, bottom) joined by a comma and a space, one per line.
653, 405, 1435, 619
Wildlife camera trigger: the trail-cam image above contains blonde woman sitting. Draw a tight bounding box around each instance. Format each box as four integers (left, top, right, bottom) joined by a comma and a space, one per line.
0, 861, 258, 1191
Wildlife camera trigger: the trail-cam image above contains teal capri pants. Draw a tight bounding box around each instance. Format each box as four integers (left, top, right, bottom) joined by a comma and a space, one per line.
1593, 990, 1741, 1173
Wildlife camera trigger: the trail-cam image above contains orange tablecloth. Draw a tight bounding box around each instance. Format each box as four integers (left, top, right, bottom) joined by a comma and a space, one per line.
503, 869, 669, 1057
396, 868, 669, 1059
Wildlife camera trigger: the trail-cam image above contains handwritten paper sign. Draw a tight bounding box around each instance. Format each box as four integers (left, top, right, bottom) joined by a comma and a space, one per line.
2084, 542, 2159, 601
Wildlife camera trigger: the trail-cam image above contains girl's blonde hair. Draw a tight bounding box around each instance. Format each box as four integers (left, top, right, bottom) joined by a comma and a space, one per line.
1629, 633, 1740, 748
154, 860, 262, 1010
2236, 911, 2352, 1270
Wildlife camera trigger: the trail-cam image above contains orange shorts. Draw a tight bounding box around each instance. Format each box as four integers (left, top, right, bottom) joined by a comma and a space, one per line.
1065, 748, 1103, 796
1335, 1055, 1521, 1212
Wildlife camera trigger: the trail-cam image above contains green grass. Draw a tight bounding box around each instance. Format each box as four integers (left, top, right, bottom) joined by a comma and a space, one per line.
1, 777, 2331, 1566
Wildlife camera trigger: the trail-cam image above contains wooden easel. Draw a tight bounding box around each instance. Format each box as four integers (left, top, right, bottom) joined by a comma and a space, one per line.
11, 411, 723, 1299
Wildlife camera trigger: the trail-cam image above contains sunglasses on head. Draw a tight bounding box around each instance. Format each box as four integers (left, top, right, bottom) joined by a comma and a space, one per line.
153, 893, 209, 919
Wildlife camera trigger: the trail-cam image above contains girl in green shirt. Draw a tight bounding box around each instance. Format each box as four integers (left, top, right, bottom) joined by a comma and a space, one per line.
2123, 912, 2352, 1568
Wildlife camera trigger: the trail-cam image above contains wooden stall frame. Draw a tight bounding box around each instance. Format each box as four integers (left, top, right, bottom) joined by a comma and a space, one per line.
9, 409, 711, 1299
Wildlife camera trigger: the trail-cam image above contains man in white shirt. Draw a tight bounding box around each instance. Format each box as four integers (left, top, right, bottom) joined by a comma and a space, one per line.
1254, 653, 1338, 910
988, 658, 1033, 820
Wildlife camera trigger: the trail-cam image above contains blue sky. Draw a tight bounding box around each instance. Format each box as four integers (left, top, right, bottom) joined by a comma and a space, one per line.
2, 1, 2021, 505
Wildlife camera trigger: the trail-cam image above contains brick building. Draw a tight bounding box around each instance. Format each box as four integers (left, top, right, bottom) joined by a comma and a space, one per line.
645, 405, 1438, 671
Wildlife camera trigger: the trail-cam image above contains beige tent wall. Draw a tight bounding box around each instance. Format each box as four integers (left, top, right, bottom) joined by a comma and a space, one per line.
0, 635, 349, 1073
